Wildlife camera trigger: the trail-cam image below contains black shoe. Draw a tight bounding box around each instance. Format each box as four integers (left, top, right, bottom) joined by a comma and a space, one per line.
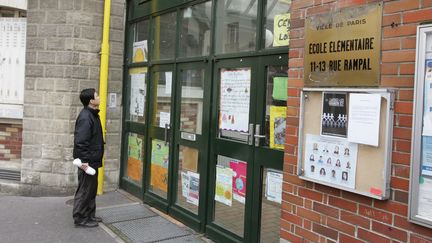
75, 220, 99, 228
90, 216, 102, 222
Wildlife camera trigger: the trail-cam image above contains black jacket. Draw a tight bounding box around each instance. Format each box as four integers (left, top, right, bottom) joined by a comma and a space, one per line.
73, 107, 104, 168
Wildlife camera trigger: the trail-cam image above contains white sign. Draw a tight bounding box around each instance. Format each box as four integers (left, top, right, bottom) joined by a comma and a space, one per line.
304, 134, 358, 189
423, 59, 432, 136
130, 73, 145, 116
0, 18, 26, 119
347, 93, 381, 146
219, 69, 250, 132
165, 72, 172, 94
266, 170, 283, 204
108, 93, 116, 108
159, 112, 170, 128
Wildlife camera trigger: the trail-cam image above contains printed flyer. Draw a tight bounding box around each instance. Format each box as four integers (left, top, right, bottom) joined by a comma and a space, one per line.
127, 134, 143, 182
187, 172, 200, 206
150, 140, 169, 192
270, 106, 287, 150
133, 40, 148, 63
304, 134, 358, 189
266, 170, 283, 204
321, 93, 347, 137
215, 165, 233, 206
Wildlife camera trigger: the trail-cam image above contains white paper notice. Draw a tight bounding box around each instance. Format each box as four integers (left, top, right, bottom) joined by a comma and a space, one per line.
165, 72, 172, 94
418, 177, 432, 220
132, 40, 148, 62
159, 112, 170, 128
130, 74, 145, 116
304, 134, 358, 189
422, 60, 432, 136
219, 69, 251, 132
347, 93, 381, 146
181, 172, 189, 198
266, 170, 283, 204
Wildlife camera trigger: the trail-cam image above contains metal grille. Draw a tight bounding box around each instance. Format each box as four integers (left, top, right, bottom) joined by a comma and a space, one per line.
110, 217, 192, 243
97, 204, 156, 224
0, 169, 20, 181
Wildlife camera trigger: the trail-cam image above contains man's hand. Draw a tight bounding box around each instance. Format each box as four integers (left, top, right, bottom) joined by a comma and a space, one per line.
80, 163, 89, 171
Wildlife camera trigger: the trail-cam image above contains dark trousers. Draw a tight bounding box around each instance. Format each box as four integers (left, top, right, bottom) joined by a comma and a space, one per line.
73, 168, 98, 224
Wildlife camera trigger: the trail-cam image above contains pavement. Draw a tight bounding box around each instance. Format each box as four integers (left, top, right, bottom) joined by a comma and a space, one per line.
0, 189, 212, 243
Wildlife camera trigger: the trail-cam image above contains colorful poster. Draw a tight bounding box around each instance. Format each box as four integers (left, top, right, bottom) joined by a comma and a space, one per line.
230, 160, 247, 204
422, 60, 432, 136
133, 40, 148, 63
187, 171, 200, 206
219, 69, 251, 132
127, 134, 143, 182
130, 73, 145, 116
273, 13, 290, 47
321, 93, 347, 138
270, 106, 287, 150
215, 165, 233, 206
150, 140, 169, 192
272, 77, 288, 101
266, 170, 283, 204
304, 134, 358, 189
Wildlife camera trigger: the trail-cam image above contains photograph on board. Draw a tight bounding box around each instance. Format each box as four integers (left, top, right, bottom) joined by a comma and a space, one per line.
321, 92, 348, 137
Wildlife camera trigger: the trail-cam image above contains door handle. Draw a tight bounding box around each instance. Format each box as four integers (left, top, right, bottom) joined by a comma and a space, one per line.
164, 123, 170, 145
239, 124, 254, 145
254, 124, 265, 147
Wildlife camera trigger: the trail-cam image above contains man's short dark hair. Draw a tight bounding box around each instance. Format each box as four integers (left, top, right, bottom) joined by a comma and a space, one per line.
80, 88, 95, 107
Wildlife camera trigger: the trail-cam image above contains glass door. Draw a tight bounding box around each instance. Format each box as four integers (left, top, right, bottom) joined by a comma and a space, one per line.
145, 64, 175, 210
207, 57, 258, 242
169, 62, 211, 231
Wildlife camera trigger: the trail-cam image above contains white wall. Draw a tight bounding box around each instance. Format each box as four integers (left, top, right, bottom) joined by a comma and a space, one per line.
0, 0, 27, 10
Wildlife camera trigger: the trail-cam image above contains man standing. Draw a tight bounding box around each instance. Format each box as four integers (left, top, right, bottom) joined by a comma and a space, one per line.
73, 88, 104, 227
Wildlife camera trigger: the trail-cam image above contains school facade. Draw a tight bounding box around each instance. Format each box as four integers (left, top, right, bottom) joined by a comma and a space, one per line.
0, 0, 432, 242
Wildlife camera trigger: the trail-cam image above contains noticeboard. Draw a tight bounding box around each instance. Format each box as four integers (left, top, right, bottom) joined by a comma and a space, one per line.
297, 88, 394, 200
304, 3, 382, 87
410, 24, 432, 229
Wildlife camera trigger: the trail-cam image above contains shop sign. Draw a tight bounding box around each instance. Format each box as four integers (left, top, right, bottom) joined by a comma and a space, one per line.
304, 3, 382, 86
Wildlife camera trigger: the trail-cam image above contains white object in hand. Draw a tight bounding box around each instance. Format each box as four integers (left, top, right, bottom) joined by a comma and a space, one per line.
73, 158, 96, 175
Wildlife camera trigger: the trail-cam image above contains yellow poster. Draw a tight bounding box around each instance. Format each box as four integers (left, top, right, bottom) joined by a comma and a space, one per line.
270, 106, 287, 150
273, 13, 290, 47
151, 164, 168, 192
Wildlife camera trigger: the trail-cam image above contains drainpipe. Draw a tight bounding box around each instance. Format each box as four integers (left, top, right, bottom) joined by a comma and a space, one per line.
97, 0, 111, 195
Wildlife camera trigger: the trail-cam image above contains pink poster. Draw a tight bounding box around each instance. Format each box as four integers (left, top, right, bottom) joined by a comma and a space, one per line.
230, 160, 247, 204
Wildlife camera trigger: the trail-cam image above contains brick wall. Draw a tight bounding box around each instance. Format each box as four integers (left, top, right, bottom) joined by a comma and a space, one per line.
282, 0, 432, 242
0, 123, 22, 161
17, 0, 125, 196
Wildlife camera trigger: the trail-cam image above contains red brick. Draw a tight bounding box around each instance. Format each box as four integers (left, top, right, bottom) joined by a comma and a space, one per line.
326, 217, 355, 236
281, 229, 303, 243
395, 140, 411, 153
304, 219, 312, 230
383, 25, 418, 38
381, 76, 414, 87
295, 226, 320, 242
312, 223, 338, 240
283, 192, 304, 206
394, 190, 409, 204
391, 176, 410, 191
403, 9, 432, 23
297, 207, 322, 223
400, 63, 415, 75
394, 216, 432, 238
289, 49, 301, 58
394, 101, 413, 114
313, 202, 339, 218
328, 196, 357, 212
299, 188, 324, 202
394, 164, 410, 178
284, 173, 305, 187
339, 233, 364, 243
342, 191, 373, 206
382, 14, 402, 27
393, 127, 412, 139
282, 211, 303, 226
382, 50, 416, 63
424, 0, 432, 7
374, 200, 408, 217
372, 221, 408, 241
358, 228, 391, 243
287, 78, 304, 88
314, 184, 341, 197
410, 234, 432, 243
381, 63, 398, 75
359, 205, 393, 224
397, 114, 412, 126
289, 58, 304, 68
384, 0, 420, 14
292, 0, 315, 10
307, 5, 333, 15
392, 151, 411, 165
